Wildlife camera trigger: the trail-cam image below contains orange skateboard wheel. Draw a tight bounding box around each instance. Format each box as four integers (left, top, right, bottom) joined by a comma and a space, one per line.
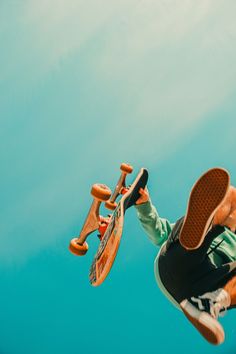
69, 238, 88, 256
105, 200, 117, 210
120, 163, 133, 174
91, 184, 111, 201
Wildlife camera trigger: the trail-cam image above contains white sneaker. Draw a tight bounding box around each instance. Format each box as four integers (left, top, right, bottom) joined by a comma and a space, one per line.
180, 288, 230, 345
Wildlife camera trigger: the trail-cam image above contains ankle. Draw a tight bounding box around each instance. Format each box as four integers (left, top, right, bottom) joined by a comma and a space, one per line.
223, 279, 236, 306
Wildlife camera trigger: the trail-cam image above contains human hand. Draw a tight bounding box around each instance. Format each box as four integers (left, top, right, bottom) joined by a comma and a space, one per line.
135, 187, 150, 205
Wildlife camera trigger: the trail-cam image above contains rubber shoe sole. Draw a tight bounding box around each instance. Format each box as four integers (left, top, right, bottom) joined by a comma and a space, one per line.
179, 168, 230, 250
180, 299, 225, 345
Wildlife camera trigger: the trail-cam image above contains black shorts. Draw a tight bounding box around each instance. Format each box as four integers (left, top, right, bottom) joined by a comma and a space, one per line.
158, 217, 236, 304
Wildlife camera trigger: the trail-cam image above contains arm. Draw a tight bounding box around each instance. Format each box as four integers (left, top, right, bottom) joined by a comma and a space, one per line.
135, 188, 174, 247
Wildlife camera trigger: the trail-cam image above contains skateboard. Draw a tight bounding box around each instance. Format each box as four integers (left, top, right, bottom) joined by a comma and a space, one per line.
69, 163, 148, 286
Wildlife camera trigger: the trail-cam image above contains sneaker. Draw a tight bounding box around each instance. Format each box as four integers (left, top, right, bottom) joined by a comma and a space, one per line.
179, 168, 230, 250
180, 288, 231, 345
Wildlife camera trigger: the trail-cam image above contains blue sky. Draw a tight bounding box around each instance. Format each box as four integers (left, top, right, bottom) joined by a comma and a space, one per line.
1, 1, 236, 353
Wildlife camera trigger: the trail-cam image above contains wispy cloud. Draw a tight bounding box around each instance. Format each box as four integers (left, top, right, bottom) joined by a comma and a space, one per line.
89, 0, 236, 162
1, 0, 236, 264
0, 0, 139, 91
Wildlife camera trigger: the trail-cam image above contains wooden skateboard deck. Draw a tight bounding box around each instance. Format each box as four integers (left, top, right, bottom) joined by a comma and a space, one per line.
89, 168, 148, 286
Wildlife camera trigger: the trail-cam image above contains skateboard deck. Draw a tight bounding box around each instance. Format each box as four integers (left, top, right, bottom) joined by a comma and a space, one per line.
89, 168, 148, 286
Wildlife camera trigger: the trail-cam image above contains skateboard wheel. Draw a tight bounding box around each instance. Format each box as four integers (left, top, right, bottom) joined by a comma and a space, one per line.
120, 163, 133, 173
120, 163, 133, 174
91, 184, 111, 201
69, 238, 88, 256
105, 200, 117, 210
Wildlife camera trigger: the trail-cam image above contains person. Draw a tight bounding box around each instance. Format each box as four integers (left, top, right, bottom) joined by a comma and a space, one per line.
135, 167, 236, 345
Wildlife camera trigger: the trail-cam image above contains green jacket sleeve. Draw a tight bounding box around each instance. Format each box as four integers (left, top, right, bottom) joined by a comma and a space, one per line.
135, 200, 174, 247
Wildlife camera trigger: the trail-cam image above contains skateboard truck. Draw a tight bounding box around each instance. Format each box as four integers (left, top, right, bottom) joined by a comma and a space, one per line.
69, 162, 133, 257
69, 184, 112, 256
105, 163, 133, 210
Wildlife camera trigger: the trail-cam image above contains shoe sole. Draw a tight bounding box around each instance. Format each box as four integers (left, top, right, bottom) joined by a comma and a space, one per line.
180, 299, 225, 345
179, 168, 230, 250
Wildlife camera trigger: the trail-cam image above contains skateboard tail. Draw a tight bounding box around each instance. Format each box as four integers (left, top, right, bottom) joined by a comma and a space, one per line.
125, 168, 148, 210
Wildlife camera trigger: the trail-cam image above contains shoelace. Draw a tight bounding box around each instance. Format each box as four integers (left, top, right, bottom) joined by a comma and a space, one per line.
199, 288, 231, 319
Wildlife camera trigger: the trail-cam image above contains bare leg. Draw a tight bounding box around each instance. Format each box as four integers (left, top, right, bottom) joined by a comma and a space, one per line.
224, 275, 236, 306
213, 186, 236, 232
